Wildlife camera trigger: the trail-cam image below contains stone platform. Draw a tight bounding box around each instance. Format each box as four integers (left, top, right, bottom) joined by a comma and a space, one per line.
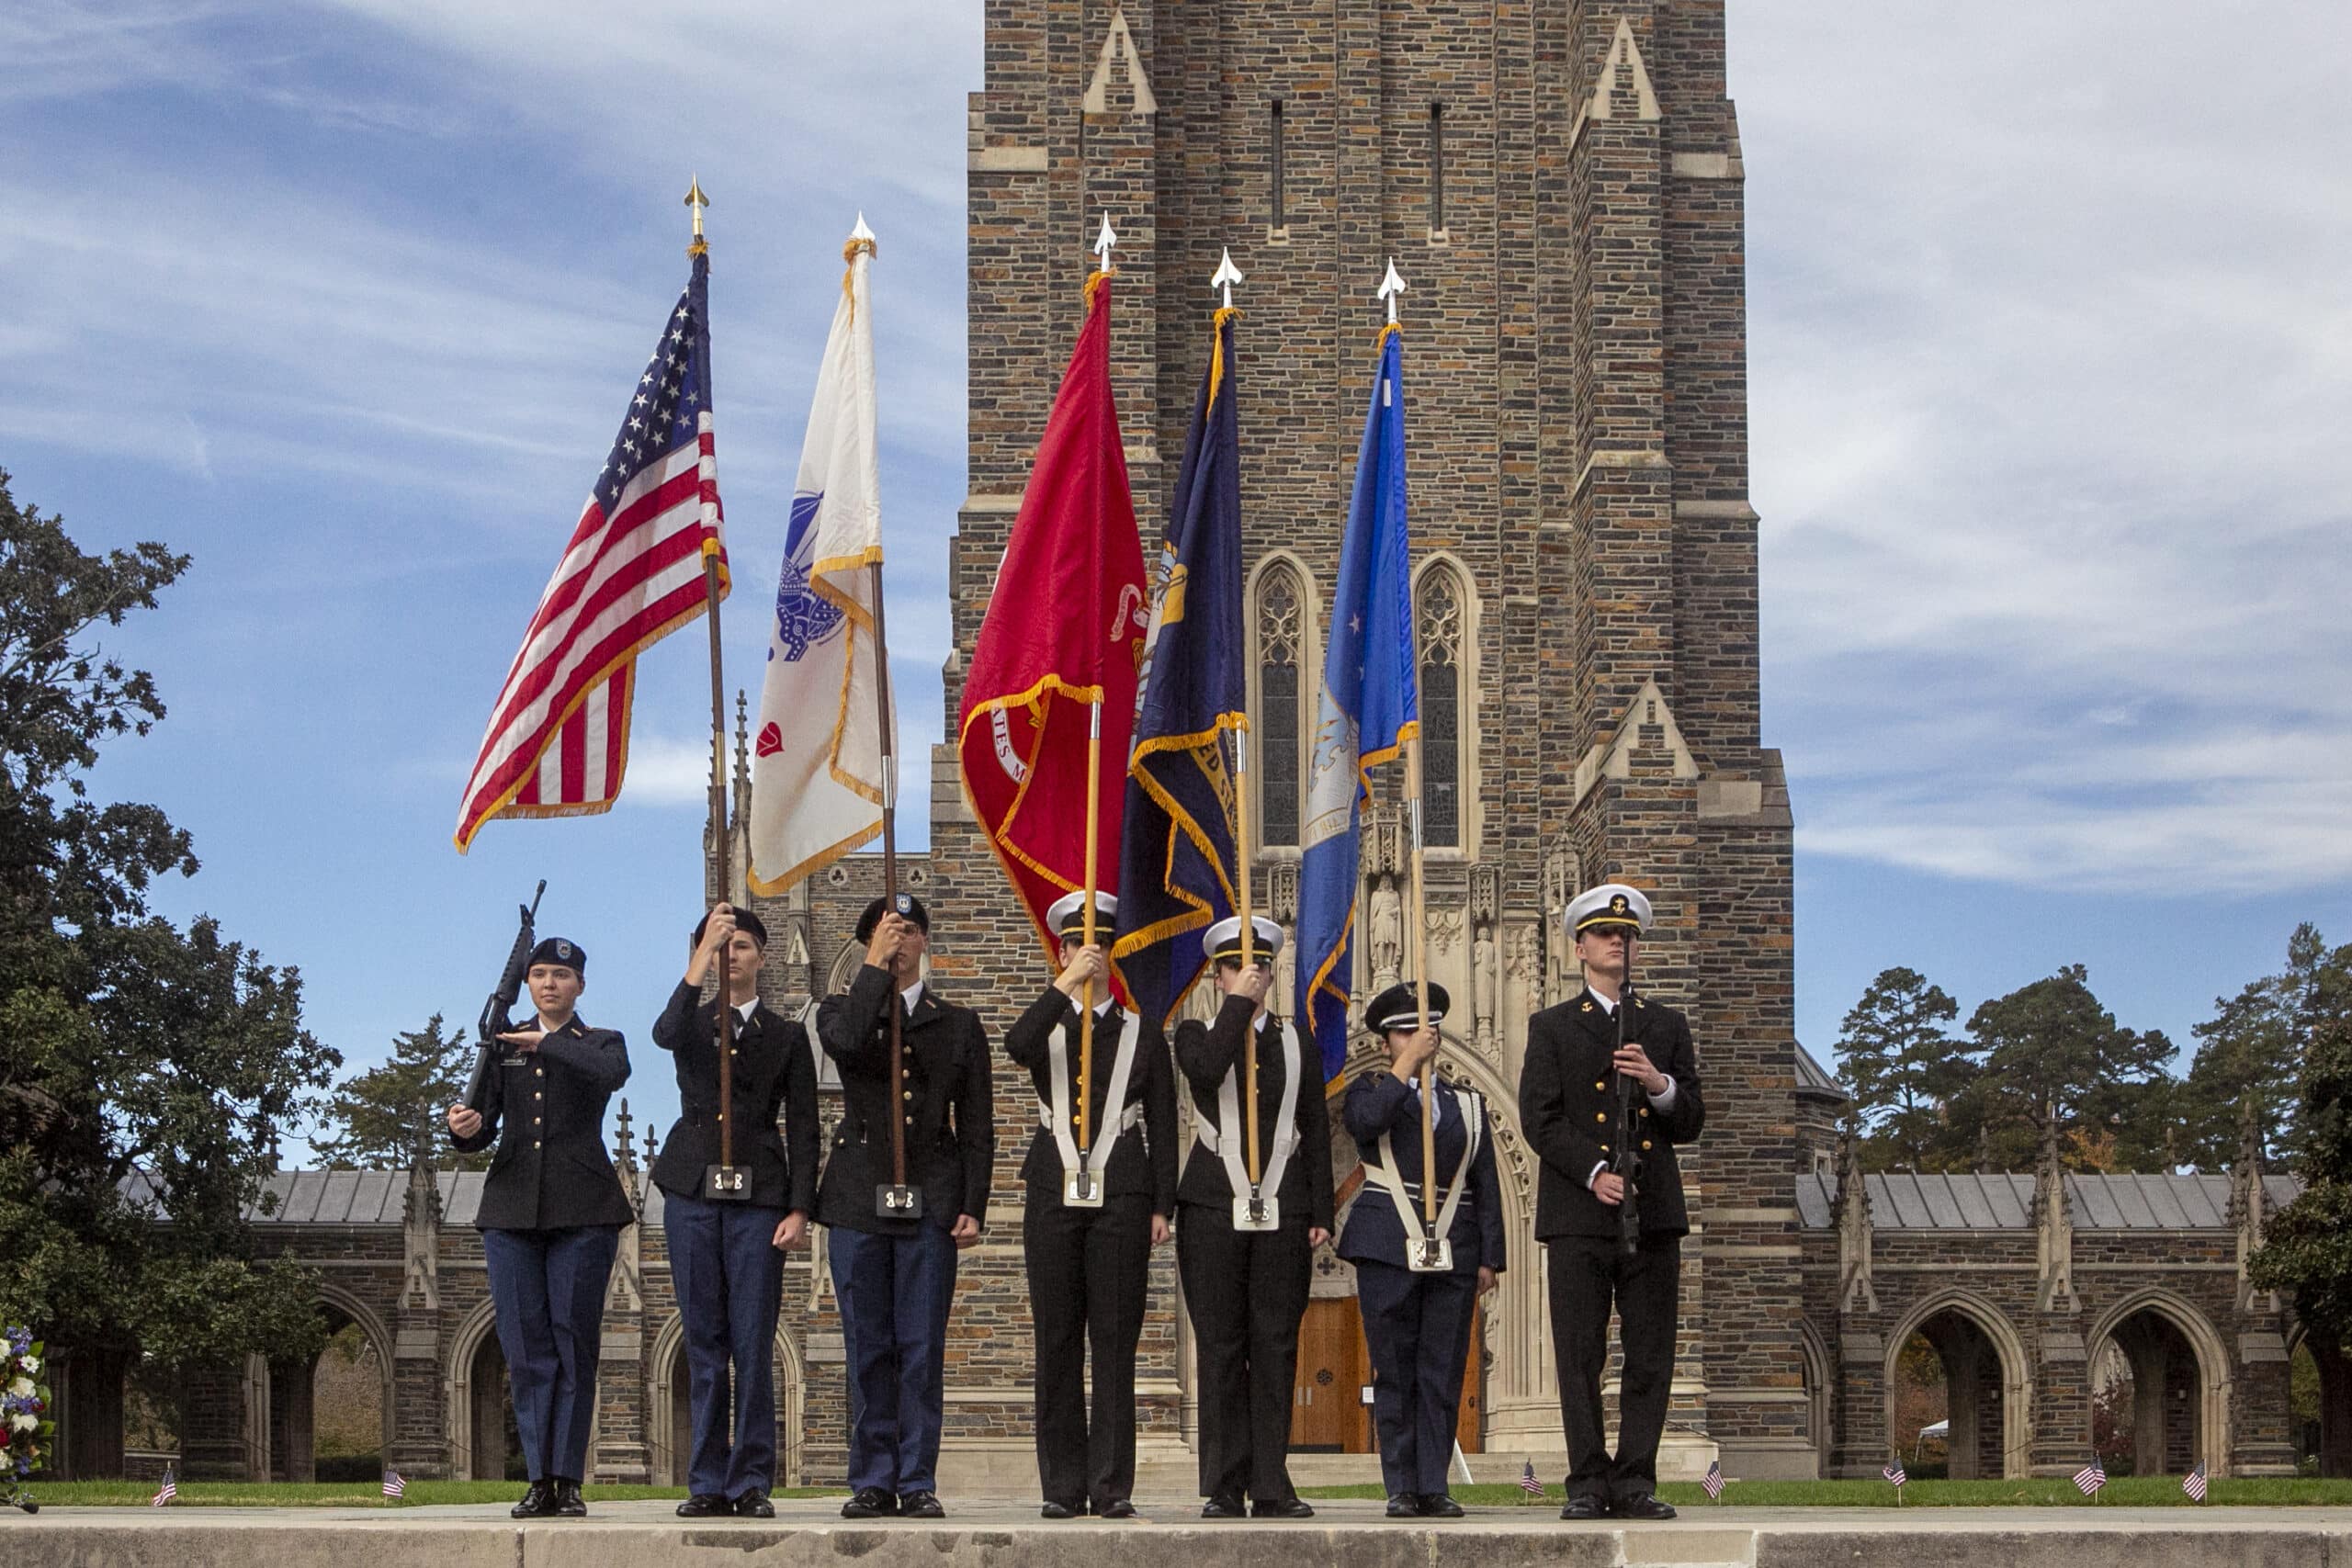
10, 1499, 2351, 1568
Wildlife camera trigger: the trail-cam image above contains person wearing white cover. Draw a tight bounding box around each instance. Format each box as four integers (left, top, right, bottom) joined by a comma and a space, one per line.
1002, 891, 1175, 1519
1172, 915, 1333, 1519
1337, 981, 1504, 1518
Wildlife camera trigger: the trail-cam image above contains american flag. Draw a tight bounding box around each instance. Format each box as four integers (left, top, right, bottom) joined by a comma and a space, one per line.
150, 1467, 175, 1506
454, 252, 728, 852
382, 1468, 405, 1499
1883, 1458, 1905, 1489
2183, 1461, 2207, 1502
2075, 1461, 2107, 1497
1702, 1460, 1724, 1500
1518, 1458, 1544, 1498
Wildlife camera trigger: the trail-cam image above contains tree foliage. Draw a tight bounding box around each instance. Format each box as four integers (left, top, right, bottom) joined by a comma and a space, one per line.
313, 1014, 488, 1171
1835, 966, 1979, 1170
2174, 924, 2352, 1168
0, 470, 338, 1377
1949, 964, 2175, 1172
2253, 960, 2352, 1358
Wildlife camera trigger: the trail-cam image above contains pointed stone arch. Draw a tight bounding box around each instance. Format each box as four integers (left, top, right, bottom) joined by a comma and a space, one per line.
2086, 1287, 2233, 1477
310, 1281, 397, 1461
1247, 550, 1319, 854
646, 1307, 810, 1487
1883, 1288, 2032, 1479
1411, 552, 1483, 855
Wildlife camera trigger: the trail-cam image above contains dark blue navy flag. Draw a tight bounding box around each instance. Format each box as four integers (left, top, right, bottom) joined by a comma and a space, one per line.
1112, 309, 1249, 1025
1296, 323, 1418, 1079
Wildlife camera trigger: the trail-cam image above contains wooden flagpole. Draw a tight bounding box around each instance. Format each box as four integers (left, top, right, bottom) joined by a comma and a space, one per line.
873, 556, 907, 1198
1078, 701, 1102, 1155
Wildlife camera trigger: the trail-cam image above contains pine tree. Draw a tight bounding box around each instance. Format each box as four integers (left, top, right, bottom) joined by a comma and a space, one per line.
1833, 966, 1978, 1170
1952, 964, 2174, 1172
311, 1014, 488, 1170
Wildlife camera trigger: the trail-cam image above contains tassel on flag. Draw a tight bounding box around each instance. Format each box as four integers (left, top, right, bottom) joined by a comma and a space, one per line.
2074, 1460, 2107, 1499
1518, 1458, 1544, 1499
382, 1468, 406, 1499
1702, 1459, 1724, 1500
2184, 1461, 2208, 1502
150, 1467, 175, 1506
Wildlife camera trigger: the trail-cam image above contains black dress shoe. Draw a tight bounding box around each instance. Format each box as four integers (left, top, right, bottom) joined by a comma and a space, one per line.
1385, 1495, 1420, 1518
551, 1479, 587, 1517
1558, 1494, 1608, 1520
676, 1493, 730, 1517
842, 1486, 898, 1519
1419, 1493, 1464, 1517
1200, 1495, 1246, 1518
1097, 1498, 1136, 1519
1617, 1494, 1677, 1521
899, 1490, 945, 1518
1252, 1496, 1316, 1518
734, 1490, 775, 1518
512, 1481, 556, 1518
1040, 1501, 1077, 1519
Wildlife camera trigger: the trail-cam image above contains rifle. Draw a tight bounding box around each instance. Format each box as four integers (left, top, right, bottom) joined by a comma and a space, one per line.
1610, 953, 1643, 1257
463, 880, 547, 1113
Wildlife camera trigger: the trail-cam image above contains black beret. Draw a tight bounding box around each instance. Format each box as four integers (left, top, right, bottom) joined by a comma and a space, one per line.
854, 892, 930, 944
692, 903, 768, 950
528, 936, 586, 976
1365, 980, 1449, 1035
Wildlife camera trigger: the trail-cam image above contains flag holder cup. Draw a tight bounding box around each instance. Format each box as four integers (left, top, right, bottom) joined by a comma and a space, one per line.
1234, 1191, 1279, 1231
1064, 1170, 1105, 1208
704, 1165, 748, 1201
878, 1183, 922, 1219
1409, 1235, 1453, 1273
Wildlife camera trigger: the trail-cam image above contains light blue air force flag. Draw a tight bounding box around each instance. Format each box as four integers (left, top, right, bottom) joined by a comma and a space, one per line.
1296, 324, 1417, 1080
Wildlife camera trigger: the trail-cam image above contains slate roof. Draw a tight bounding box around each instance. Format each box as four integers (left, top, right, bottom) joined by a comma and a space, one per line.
127, 1168, 670, 1228
1794, 1042, 1848, 1102
1795, 1170, 2301, 1231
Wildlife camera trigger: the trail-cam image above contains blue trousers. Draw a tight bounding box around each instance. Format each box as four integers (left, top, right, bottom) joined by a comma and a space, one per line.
1357, 1259, 1479, 1496
829, 1224, 956, 1495
481, 1224, 618, 1483
664, 1190, 787, 1499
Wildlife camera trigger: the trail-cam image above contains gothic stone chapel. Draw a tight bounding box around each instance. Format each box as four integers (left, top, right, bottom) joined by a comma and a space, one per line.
79, 1, 2305, 1492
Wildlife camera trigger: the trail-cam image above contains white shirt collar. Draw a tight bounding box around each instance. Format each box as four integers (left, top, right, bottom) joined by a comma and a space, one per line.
900, 977, 926, 1012
1589, 987, 1619, 1015
734, 996, 759, 1024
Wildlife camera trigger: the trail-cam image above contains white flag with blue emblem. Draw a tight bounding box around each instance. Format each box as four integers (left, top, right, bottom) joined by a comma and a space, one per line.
749, 221, 895, 892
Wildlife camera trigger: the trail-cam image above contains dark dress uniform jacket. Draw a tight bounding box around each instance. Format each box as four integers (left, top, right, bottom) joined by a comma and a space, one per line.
648, 982, 820, 1213
815, 964, 994, 1235
1518, 988, 1705, 1239
1173, 996, 1335, 1232
449, 1016, 635, 1231
1337, 1072, 1507, 1275
1004, 990, 1177, 1212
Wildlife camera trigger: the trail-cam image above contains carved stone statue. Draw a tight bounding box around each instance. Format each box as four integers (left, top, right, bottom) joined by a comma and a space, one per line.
1474, 924, 1498, 1050
1273, 921, 1296, 1018
1369, 874, 1404, 990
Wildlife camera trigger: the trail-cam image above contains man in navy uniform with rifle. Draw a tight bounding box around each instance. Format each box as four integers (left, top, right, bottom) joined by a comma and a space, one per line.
446, 899, 632, 1518
1518, 883, 1704, 1521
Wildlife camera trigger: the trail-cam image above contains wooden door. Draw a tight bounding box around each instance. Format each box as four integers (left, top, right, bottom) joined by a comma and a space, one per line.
1292, 1298, 1367, 1451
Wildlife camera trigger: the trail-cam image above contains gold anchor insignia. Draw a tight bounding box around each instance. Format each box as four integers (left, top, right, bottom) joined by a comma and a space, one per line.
1580, 999, 1594, 1012
1610, 895, 1629, 914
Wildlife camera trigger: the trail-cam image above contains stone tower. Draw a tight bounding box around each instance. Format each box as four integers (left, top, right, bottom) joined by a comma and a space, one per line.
925, 0, 1805, 1480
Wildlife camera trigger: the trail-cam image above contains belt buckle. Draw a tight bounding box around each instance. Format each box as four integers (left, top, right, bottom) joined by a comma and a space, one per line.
703, 1165, 749, 1201
876, 1183, 923, 1219
1232, 1192, 1280, 1231
1063, 1169, 1105, 1208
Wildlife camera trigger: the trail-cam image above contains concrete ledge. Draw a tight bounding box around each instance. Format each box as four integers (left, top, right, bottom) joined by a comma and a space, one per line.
15, 1504, 2352, 1568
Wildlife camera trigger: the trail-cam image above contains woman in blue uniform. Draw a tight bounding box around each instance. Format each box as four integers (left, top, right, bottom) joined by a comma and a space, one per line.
1338, 981, 1503, 1518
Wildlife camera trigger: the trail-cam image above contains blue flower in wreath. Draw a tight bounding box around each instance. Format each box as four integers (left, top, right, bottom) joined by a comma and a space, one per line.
771, 491, 849, 663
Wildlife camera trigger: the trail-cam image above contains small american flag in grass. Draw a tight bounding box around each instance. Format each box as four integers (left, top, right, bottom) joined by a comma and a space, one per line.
1519, 1459, 1545, 1498
150, 1468, 175, 1506
1883, 1458, 1905, 1489
1702, 1460, 1724, 1499
2075, 1461, 2107, 1497
382, 1469, 405, 1499
2183, 1462, 2207, 1502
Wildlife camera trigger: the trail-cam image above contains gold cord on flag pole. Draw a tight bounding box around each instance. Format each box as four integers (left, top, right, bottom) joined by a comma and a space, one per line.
1078, 701, 1102, 1156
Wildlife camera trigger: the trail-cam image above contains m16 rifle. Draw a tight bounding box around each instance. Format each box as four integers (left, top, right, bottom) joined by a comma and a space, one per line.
463, 880, 547, 1113
1611, 957, 1644, 1258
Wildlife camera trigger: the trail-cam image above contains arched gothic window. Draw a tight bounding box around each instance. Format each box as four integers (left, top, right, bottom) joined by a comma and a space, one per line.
1254, 563, 1305, 850
1418, 565, 1465, 849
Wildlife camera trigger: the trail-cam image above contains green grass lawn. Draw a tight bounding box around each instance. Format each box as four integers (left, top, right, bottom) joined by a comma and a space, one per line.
1299, 1477, 2352, 1508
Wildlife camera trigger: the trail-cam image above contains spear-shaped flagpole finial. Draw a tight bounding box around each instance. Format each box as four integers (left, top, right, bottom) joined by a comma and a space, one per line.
1093, 212, 1119, 275
1211, 246, 1245, 310
684, 176, 710, 258
851, 210, 877, 244
1378, 257, 1407, 326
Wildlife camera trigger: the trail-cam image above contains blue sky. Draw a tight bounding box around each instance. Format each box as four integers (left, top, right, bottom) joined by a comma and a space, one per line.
6, 2, 2347, 1160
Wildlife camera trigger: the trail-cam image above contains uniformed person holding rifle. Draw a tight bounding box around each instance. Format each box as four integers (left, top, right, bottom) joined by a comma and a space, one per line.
1518, 884, 1704, 1521
1173, 914, 1332, 1519
445, 935, 632, 1519
1339, 981, 1504, 1518
816, 894, 994, 1520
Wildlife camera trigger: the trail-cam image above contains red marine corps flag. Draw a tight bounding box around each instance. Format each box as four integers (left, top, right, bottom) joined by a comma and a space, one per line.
956, 218, 1148, 968
454, 219, 727, 852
